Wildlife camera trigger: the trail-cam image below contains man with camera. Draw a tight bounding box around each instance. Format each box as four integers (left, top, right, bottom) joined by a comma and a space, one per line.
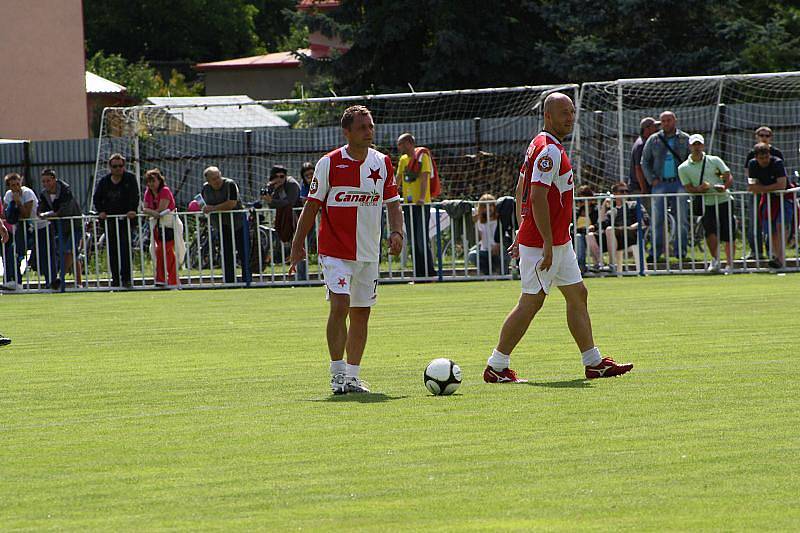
260, 165, 302, 244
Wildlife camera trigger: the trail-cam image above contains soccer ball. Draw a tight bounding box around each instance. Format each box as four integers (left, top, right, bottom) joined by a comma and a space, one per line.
424, 358, 462, 396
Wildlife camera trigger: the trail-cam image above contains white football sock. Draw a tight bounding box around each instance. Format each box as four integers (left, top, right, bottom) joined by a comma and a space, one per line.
581, 347, 602, 367
488, 349, 511, 371
346, 363, 361, 378
330, 359, 346, 376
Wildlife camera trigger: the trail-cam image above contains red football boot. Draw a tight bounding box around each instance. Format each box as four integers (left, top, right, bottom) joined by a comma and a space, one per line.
483, 366, 528, 383
585, 357, 633, 379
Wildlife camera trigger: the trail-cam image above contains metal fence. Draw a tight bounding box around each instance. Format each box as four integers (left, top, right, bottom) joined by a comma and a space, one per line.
2, 191, 798, 294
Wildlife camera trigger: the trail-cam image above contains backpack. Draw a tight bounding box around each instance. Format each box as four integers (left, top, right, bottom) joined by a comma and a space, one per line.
408, 147, 442, 198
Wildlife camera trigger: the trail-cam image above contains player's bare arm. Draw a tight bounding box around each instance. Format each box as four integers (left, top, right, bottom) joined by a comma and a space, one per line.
386, 200, 404, 255
722, 171, 733, 189
531, 186, 553, 271
508, 172, 525, 258
288, 200, 321, 274
416, 170, 430, 205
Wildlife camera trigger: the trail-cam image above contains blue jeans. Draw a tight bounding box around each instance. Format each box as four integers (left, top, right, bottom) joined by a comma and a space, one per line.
467, 247, 509, 275
651, 180, 688, 258
575, 234, 588, 271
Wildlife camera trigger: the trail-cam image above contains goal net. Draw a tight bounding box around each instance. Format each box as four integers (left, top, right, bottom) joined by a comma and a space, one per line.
94, 85, 579, 210
577, 72, 800, 192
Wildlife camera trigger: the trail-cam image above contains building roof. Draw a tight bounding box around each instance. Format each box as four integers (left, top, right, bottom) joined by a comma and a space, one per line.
86, 71, 127, 94
145, 95, 289, 130
195, 49, 311, 72
297, 0, 340, 11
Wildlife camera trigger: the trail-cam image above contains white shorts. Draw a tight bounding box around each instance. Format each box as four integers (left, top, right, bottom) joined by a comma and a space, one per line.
319, 255, 380, 307
519, 243, 583, 295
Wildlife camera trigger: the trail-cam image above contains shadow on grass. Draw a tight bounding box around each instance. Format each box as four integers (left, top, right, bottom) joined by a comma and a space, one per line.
525, 378, 592, 389
309, 393, 409, 403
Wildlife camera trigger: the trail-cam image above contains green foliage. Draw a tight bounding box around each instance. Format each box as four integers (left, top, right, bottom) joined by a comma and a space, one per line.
87, 51, 203, 103
250, 0, 301, 52
295, 0, 800, 95
84, 0, 265, 62
2, 276, 800, 528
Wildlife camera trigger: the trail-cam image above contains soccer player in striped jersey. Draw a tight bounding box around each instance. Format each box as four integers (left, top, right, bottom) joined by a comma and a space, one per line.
485, 92, 634, 383
289, 106, 404, 394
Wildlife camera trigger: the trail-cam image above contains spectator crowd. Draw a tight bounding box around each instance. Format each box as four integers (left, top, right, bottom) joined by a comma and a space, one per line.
1, 122, 798, 292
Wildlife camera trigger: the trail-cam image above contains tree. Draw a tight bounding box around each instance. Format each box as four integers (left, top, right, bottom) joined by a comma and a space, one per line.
84, 0, 265, 63
292, 0, 547, 94
86, 51, 203, 103
250, 0, 300, 52
293, 0, 800, 95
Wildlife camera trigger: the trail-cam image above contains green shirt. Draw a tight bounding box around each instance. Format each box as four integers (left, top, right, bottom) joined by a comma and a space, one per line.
678, 154, 733, 206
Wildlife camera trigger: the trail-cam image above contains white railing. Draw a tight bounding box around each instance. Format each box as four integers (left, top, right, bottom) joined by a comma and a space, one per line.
1, 192, 797, 293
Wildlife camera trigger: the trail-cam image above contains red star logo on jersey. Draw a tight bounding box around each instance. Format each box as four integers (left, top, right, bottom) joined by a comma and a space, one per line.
337, 277, 347, 288
367, 167, 382, 185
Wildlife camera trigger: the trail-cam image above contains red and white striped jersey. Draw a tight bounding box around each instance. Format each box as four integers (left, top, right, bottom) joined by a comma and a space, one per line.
518, 131, 574, 248
307, 146, 401, 261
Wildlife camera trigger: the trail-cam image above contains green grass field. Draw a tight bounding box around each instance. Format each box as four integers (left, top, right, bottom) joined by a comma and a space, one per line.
1, 275, 798, 531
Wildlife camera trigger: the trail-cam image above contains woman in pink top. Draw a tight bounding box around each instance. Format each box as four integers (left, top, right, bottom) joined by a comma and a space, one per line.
142, 169, 178, 286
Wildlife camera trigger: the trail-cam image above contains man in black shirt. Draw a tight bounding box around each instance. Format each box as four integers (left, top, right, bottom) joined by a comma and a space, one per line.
93, 153, 140, 288
744, 127, 784, 260
747, 143, 792, 269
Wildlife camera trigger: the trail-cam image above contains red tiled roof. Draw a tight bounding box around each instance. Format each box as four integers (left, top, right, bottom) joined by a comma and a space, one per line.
297, 0, 340, 10
195, 49, 312, 71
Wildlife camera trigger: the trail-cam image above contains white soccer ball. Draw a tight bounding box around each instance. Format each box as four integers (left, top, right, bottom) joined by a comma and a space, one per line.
424, 358, 462, 396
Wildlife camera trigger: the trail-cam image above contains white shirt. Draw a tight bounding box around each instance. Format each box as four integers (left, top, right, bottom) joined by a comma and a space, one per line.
4, 186, 48, 229
476, 219, 498, 252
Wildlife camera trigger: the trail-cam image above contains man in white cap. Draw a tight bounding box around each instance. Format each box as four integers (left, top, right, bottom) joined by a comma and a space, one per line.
678, 134, 735, 273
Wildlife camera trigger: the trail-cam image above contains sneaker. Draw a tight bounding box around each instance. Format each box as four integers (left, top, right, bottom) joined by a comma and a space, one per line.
0, 334, 10, 347
483, 366, 528, 383
344, 376, 371, 393
2, 281, 18, 291
706, 259, 721, 274
331, 373, 347, 395
768, 257, 782, 270
585, 357, 634, 379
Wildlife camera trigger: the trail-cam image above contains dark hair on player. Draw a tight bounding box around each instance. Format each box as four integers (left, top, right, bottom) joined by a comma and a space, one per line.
341, 105, 371, 130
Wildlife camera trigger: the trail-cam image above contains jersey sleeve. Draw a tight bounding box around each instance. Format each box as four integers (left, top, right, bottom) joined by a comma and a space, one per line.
383, 155, 400, 203
530, 144, 561, 187
307, 155, 330, 205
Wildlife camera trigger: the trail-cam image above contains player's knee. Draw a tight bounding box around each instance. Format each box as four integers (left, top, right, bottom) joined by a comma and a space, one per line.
329, 293, 350, 316
570, 284, 589, 305
518, 293, 544, 315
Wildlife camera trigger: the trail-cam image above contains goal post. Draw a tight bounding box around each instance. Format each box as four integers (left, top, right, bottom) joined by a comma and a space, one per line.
577, 71, 800, 192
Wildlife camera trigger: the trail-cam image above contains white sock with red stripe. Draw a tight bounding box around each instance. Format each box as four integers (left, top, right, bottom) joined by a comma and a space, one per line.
346, 364, 361, 378
582, 347, 602, 367
330, 359, 345, 376
488, 349, 510, 371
